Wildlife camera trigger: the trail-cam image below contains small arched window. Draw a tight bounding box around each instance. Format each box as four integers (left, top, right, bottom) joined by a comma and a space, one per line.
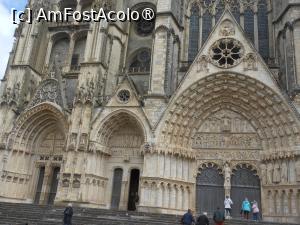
188, 4, 200, 62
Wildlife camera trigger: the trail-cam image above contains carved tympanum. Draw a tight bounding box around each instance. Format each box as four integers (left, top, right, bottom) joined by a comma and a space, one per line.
193, 110, 261, 149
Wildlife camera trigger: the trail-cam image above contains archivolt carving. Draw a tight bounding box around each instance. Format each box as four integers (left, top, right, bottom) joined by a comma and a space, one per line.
159, 73, 300, 153
7, 103, 68, 152
94, 111, 146, 155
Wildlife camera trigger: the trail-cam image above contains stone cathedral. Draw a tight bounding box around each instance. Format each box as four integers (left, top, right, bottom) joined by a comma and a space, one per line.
0, 0, 300, 223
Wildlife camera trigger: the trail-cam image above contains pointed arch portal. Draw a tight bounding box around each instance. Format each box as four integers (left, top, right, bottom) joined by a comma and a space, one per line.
158, 72, 300, 218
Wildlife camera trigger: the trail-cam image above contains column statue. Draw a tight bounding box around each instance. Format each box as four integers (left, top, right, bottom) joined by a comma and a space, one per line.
223, 162, 231, 197
273, 162, 281, 183
280, 160, 288, 183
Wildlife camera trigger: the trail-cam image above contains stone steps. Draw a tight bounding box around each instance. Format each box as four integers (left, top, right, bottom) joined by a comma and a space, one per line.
0, 202, 297, 225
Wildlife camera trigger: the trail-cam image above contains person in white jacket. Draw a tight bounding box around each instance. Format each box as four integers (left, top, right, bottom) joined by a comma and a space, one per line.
224, 196, 233, 219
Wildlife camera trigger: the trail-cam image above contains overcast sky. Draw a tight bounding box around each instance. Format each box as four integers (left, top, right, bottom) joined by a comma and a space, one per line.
0, 0, 27, 79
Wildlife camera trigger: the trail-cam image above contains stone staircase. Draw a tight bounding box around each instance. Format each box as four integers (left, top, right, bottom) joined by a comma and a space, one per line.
0, 202, 297, 225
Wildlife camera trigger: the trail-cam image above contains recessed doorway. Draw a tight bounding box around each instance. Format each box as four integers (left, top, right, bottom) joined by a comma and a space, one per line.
127, 169, 140, 211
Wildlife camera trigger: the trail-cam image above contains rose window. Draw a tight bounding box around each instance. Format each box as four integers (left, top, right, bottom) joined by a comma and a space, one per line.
135, 8, 155, 36
117, 90, 130, 103
210, 38, 244, 68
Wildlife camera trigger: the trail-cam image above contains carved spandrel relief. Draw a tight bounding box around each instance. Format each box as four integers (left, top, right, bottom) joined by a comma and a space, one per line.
192, 110, 261, 149
27, 79, 63, 109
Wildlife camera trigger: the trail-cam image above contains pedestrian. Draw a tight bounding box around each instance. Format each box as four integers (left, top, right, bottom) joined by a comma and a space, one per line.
181, 209, 195, 225
196, 212, 209, 225
63, 203, 73, 225
213, 207, 225, 225
241, 198, 251, 220
224, 195, 233, 219
252, 200, 260, 221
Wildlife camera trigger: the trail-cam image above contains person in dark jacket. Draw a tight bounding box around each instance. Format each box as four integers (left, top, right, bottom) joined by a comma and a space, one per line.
196, 212, 209, 225
63, 203, 73, 225
213, 207, 225, 225
181, 209, 195, 225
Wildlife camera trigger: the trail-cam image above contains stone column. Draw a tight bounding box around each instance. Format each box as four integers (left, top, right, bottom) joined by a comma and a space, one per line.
282, 190, 289, 215
150, 27, 169, 95
157, 184, 163, 208
170, 185, 176, 209
140, 183, 146, 206
290, 190, 297, 216
65, 38, 75, 71
177, 187, 183, 210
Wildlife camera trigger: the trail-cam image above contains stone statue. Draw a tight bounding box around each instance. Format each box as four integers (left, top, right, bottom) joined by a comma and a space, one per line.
273, 162, 281, 183
220, 20, 235, 36
243, 53, 257, 71
260, 164, 267, 185
223, 162, 231, 196
281, 160, 288, 183
267, 162, 273, 184
197, 55, 210, 72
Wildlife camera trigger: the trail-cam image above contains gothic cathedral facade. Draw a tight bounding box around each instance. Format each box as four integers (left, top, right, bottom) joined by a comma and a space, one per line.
0, 0, 300, 223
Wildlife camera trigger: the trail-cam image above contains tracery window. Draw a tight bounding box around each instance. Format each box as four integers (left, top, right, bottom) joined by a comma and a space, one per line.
257, 0, 269, 60
129, 49, 151, 73
244, 7, 255, 42
71, 36, 87, 70
49, 36, 70, 68
210, 38, 244, 68
215, 0, 225, 23
188, 5, 200, 62
187, 0, 270, 62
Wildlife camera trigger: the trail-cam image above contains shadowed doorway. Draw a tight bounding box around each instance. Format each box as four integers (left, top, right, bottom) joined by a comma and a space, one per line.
127, 169, 140, 211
